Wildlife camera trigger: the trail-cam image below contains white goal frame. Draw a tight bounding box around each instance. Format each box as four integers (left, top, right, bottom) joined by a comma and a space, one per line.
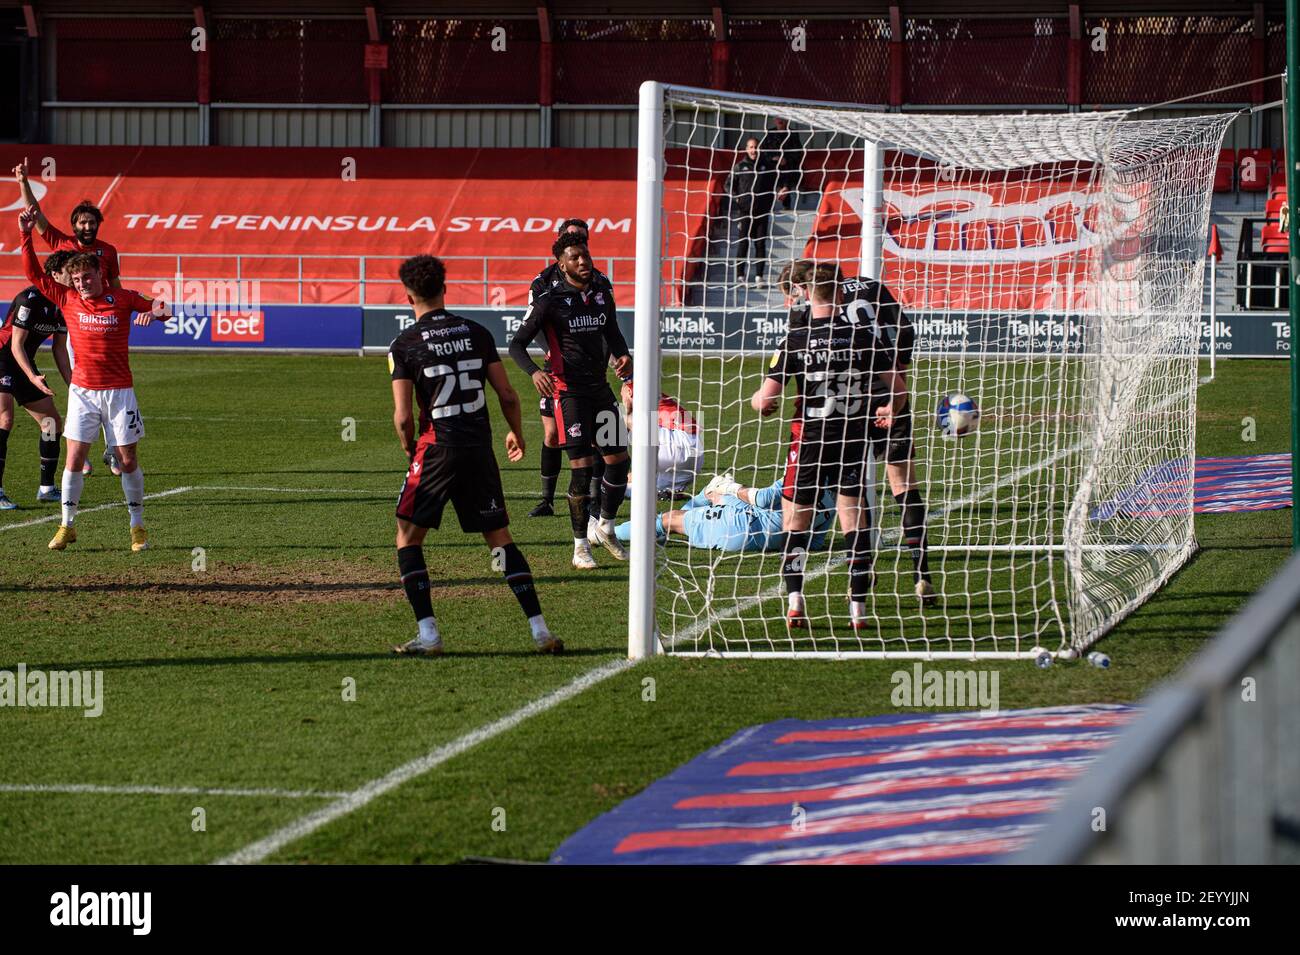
627, 80, 1230, 662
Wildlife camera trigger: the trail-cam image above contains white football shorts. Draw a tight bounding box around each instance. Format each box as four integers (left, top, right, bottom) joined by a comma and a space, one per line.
65, 385, 145, 447
657, 427, 703, 492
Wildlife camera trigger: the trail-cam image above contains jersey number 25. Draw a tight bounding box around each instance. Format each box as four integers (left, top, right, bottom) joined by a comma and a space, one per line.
424, 359, 486, 419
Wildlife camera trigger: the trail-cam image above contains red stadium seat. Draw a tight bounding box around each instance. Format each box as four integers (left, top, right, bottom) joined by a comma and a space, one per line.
1214, 149, 1235, 192
1238, 149, 1272, 192
1262, 224, 1289, 254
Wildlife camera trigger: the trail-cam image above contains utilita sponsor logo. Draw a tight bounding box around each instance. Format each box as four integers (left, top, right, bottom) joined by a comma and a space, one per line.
49, 885, 151, 935
211, 311, 265, 342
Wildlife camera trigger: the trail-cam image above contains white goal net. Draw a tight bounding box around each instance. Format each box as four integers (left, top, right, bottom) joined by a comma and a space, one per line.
627, 83, 1234, 659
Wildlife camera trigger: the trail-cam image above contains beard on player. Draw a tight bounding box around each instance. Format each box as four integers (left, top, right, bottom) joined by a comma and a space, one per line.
69, 202, 104, 248
551, 235, 593, 290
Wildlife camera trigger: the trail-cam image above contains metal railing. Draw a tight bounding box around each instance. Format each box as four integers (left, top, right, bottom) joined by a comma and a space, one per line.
1, 253, 638, 307
1235, 216, 1292, 310
1014, 549, 1300, 864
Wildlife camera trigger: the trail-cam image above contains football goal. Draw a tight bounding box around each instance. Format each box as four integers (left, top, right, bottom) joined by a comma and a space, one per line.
627, 81, 1234, 660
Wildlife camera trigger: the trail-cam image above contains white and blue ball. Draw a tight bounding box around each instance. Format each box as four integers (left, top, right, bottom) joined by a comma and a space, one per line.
937, 393, 981, 439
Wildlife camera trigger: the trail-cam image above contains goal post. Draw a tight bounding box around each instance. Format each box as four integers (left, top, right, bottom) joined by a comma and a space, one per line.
628, 79, 665, 661
628, 82, 1234, 660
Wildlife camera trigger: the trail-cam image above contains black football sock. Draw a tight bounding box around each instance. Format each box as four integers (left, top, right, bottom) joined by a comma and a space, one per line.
0, 426, 8, 487
397, 545, 435, 624
845, 528, 876, 603
39, 434, 60, 487
588, 456, 605, 517
895, 489, 931, 581
567, 466, 592, 539
499, 542, 543, 619
782, 529, 812, 597
600, 457, 629, 521
539, 445, 561, 505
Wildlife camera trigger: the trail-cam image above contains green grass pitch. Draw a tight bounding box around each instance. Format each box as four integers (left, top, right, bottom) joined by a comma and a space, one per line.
0, 352, 1290, 863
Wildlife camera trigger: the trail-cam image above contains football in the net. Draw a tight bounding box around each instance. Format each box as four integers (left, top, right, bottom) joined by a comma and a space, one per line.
937, 393, 981, 439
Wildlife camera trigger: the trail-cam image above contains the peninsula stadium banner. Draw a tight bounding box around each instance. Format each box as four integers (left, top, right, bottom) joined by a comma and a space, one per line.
363, 305, 1294, 359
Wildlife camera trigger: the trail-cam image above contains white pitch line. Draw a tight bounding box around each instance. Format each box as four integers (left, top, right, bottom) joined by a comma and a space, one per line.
0, 782, 348, 799
0, 483, 382, 533
215, 657, 637, 866
0, 485, 194, 531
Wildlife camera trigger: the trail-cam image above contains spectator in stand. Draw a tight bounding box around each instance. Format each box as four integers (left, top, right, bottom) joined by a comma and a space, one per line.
725, 137, 779, 288
760, 118, 805, 211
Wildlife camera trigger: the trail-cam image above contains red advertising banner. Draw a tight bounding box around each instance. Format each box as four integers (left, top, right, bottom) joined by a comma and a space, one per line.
0, 146, 716, 307
804, 159, 1113, 312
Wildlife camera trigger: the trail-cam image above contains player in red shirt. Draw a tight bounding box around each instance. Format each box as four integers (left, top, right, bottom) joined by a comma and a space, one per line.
15, 158, 125, 478
17, 206, 168, 552
13, 159, 121, 288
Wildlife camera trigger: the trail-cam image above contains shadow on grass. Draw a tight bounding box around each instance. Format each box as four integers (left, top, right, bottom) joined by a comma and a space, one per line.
3, 645, 623, 672
0, 573, 611, 596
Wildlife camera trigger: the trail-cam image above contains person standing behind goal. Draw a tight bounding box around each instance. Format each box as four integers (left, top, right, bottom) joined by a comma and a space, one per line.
389, 255, 559, 656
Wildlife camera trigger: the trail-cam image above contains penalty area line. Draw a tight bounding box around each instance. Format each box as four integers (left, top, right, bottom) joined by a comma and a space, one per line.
215, 657, 637, 865
0, 485, 195, 531
0, 483, 381, 531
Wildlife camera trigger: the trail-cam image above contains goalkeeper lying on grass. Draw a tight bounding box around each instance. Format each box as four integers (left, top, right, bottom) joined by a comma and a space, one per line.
616, 473, 835, 553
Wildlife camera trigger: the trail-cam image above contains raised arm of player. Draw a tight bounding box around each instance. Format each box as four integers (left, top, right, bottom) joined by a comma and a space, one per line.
486, 362, 526, 463
390, 379, 416, 460
508, 298, 554, 397
7, 326, 53, 397
12, 159, 50, 237
18, 212, 65, 306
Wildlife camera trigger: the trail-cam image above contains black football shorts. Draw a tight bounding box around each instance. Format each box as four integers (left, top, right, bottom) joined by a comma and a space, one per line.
396, 440, 509, 533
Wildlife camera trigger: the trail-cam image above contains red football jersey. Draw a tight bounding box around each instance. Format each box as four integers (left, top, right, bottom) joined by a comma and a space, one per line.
22, 231, 150, 390
39, 223, 121, 287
